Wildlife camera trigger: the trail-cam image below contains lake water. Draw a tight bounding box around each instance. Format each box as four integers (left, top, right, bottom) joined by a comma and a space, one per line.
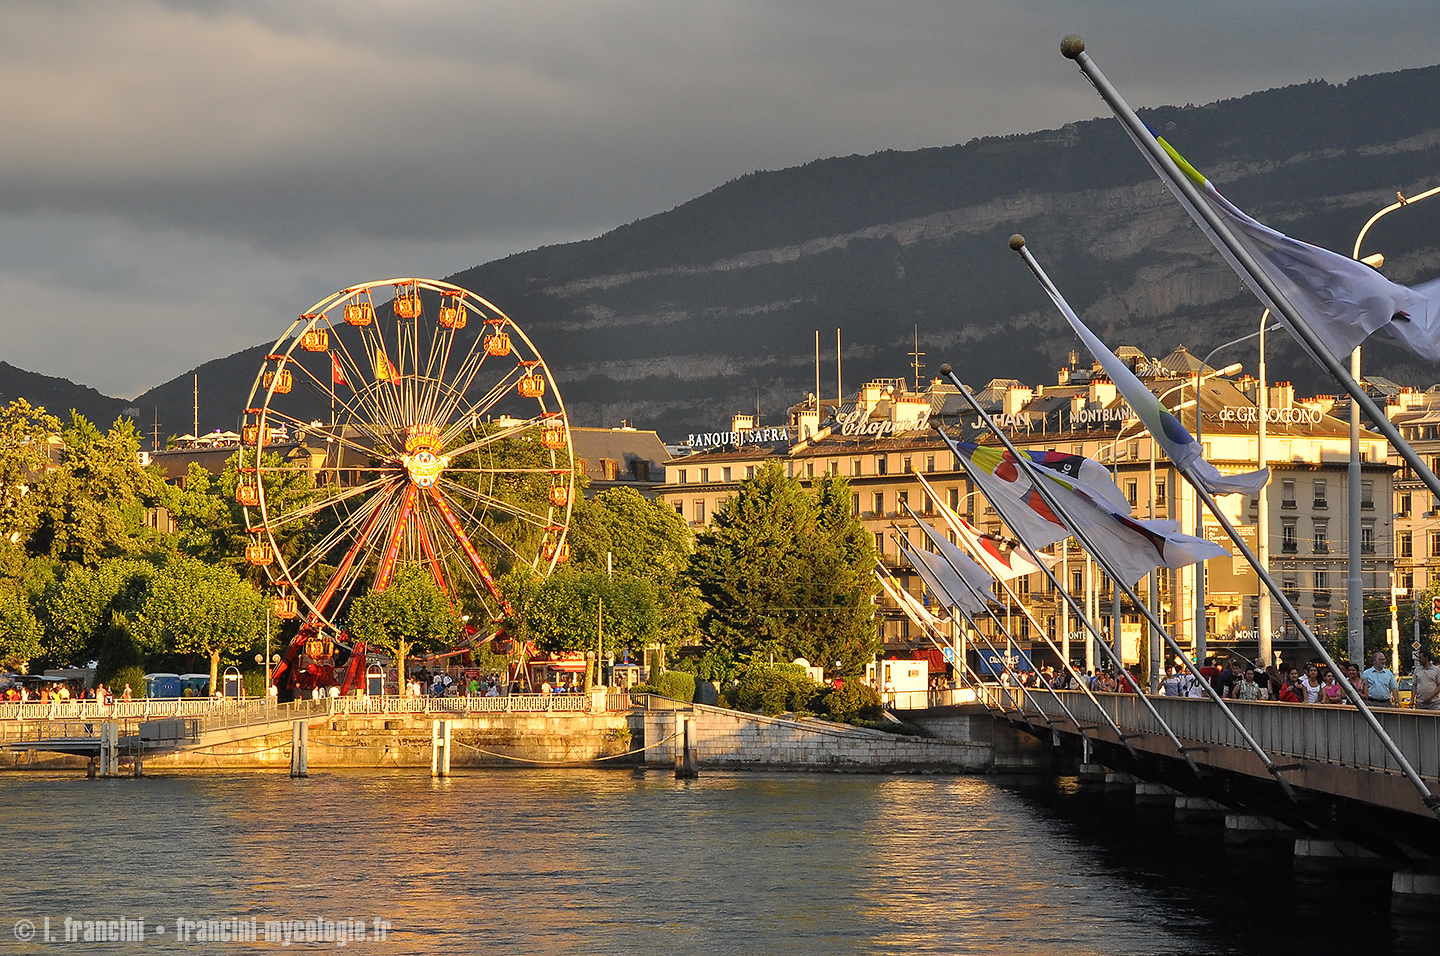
0, 768, 1428, 954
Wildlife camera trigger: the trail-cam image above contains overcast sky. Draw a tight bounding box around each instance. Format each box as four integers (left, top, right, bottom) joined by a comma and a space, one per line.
2, 0, 1434, 398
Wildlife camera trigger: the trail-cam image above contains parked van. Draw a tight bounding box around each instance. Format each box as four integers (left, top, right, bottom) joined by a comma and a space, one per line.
145, 673, 184, 698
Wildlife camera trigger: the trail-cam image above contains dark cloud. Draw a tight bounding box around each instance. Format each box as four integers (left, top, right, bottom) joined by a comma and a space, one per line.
0, 0, 1433, 395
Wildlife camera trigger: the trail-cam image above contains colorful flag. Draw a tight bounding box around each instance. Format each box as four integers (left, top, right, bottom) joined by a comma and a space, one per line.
942, 432, 1226, 586
1020, 250, 1269, 496
914, 473, 1056, 580
902, 511, 1000, 604
331, 352, 348, 387
1126, 126, 1438, 363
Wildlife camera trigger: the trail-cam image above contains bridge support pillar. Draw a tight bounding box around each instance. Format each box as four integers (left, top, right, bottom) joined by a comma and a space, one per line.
98, 723, 119, 777
1077, 763, 1107, 788
1135, 782, 1177, 806
1224, 813, 1294, 846
290, 721, 308, 778
86, 756, 97, 780
1174, 796, 1225, 823
132, 750, 143, 778
675, 717, 698, 779
431, 720, 451, 777
1391, 872, 1440, 915
1104, 772, 1136, 793
1293, 839, 1388, 875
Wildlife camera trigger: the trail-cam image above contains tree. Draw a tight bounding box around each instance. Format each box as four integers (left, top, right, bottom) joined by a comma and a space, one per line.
567, 487, 702, 647
508, 569, 658, 657
0, 399, 62, 565
690, 462, 879, 678
346, 565, 458, 691
0, 587, 43, 672
134, 556, 264, 692
41, 558, 156, 666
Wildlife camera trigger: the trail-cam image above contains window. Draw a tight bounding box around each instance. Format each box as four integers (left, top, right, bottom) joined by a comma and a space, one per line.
1313, 569, 1330, 603
903, 456, 913, 473
926, 455, 936, 472
898, 490, 909, 510
1431, 530, 1440, 558
1128, 441, 1140, 461
873, 492, 885, 514
1282, 580, 1300, 605
1282, 479, 1296, 508
876, 456, 888, 476
1282, 521, 1298, 553
1402, 572, 1414, 592
1400, 532, 1413, 559
746, 465, 755, 479
1071, 445, 1084, 456
1361, 480, 1374, 510
1125, 479, 1138, 507
721, 467, 731, 482
1072, 570, 1083, 592
948, 488, 960, 512
1155, 479, 1166, 505
677, 469, 687, 484
699, 468, 709, 483
852, 494, 860, 517
1400, 493, 1412, 517
575, 458, 589, 477
673, 502, 683, 515
694, 500, 706, 523
1313, 521, 1329, 554
1361, 522, 1376, 555
601, 458, 619, 480
1313, 478, 1328, 509
1017, 575, 1030, 596
874, 532, 884, 555
829, 460, 838, 476
805, 462, 814, 478
852, 459, 862, 477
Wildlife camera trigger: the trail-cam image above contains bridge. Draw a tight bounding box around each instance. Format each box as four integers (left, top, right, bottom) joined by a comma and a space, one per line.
937, 688, 1440, 911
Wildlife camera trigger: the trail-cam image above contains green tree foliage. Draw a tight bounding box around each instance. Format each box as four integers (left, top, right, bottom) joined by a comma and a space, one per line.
346, 565, 458, 686
134, 556, 264, 691
818, 681, 883, 723
0, 400, 62, 566
690, 463, 879, 677
567, 487, 702, 647
0, 586, 43, 671
41, 559, 156, 665
506, 569, 658, 655
28, 414, 168, 565
732, 661, 819, 716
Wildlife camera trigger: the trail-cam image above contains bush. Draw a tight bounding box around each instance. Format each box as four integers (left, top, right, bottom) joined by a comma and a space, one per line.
242, 669, 268, 698
649, 670, 696, 703
108, 664, 147, 699
735, 663, 819, 716
820, 681, 882, 723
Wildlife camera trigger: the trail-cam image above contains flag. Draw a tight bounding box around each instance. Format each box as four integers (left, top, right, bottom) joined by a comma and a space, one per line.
1125, 126, 1438, 363
1020, 249, 1268, 496
898, 534, 992, 616
331, 352, 348, 387
902, 511, 1000, 603
914, 473, 1056, 580
374, 352, 399, 382
943, 432, 1226, 586
876, 566, 952, 632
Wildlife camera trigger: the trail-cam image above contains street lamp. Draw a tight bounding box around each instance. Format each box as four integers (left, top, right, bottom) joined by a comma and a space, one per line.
1348, 184, 1440, 668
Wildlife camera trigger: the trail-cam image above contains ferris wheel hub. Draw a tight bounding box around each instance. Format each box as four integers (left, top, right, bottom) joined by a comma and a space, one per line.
403, 449, 450, 488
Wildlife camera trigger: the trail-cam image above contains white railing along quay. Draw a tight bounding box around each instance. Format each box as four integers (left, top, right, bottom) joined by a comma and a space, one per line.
1026, 691, 1440, 782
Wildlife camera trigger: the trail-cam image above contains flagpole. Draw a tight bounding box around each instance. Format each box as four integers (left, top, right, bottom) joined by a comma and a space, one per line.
897, 531, 1072, 738
1011, 233, 1440, 814
903, 496, 1139, 754
922, 444, 1203, 772
1060, 34, 1440, 511
940, 365, 1292, 797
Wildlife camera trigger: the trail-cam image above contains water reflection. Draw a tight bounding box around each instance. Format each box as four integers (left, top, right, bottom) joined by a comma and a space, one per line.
0, 769, 1430, 955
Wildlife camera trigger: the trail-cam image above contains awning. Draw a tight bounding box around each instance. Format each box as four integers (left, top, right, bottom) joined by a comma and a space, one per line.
537, 660, 588, 672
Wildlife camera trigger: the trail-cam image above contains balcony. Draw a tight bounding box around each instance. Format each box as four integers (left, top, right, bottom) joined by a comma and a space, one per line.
1314, 590, 1332, 605
1282, 499, 1297, 510
1313, 498, 1328, 510
1282, 540, 1298, 554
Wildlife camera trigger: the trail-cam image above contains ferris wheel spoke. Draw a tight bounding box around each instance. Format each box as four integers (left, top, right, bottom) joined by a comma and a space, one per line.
294, 486, 401, 620
442, 413, 548, 459
429, 483, 529, 565
429, 330, 495, 428
436, 366, 528, 448
424, 485, 514, 614
411, 506, 455, 600
258, 407, 402, 465
326, 329, 403, 437
281, 354, 394, 450
259, 476, 396, 528
281, 481, 403, 587
441, 466, 570, 475
353, 322, 406, 431
436, 477, 552, 530
418, 511, 500, 621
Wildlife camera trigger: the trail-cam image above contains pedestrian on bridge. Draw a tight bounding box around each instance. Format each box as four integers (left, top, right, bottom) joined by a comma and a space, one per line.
1362, 652, 1399, 708
1412, 650, 1440, 711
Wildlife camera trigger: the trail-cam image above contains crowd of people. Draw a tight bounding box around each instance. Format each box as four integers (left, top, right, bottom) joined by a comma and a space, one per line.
1025, 649, 1440, 709
0, 680, 133, 704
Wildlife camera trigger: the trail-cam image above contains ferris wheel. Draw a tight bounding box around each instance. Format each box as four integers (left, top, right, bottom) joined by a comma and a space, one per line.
237, 278, 573, 689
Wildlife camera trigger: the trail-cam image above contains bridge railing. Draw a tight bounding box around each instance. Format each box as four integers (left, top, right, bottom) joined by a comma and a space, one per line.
0, 698, 276, 723
1026, 691, 1440, 781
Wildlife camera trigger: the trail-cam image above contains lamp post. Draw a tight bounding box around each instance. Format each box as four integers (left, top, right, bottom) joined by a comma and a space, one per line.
1349, 185, 1440, 668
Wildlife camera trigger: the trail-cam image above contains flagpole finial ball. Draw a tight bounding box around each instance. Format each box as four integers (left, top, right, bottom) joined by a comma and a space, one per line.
1061, 35, 1085, 59
1009, 234, 1026, 251
939, 364, 953, 376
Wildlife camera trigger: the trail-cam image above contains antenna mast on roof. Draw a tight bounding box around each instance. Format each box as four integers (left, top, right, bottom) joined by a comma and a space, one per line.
836, 328, 842, 404
909, 325, 925, 392
193, 374, 199, 440
152, 408, 161, 453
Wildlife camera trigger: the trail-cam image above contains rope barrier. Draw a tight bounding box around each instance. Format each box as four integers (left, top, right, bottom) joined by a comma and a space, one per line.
448, 731, 679, 766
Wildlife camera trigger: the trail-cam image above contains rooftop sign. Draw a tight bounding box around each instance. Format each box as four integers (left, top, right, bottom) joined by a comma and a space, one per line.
1217, 406, 1323, 426
687, 427, 791, 449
